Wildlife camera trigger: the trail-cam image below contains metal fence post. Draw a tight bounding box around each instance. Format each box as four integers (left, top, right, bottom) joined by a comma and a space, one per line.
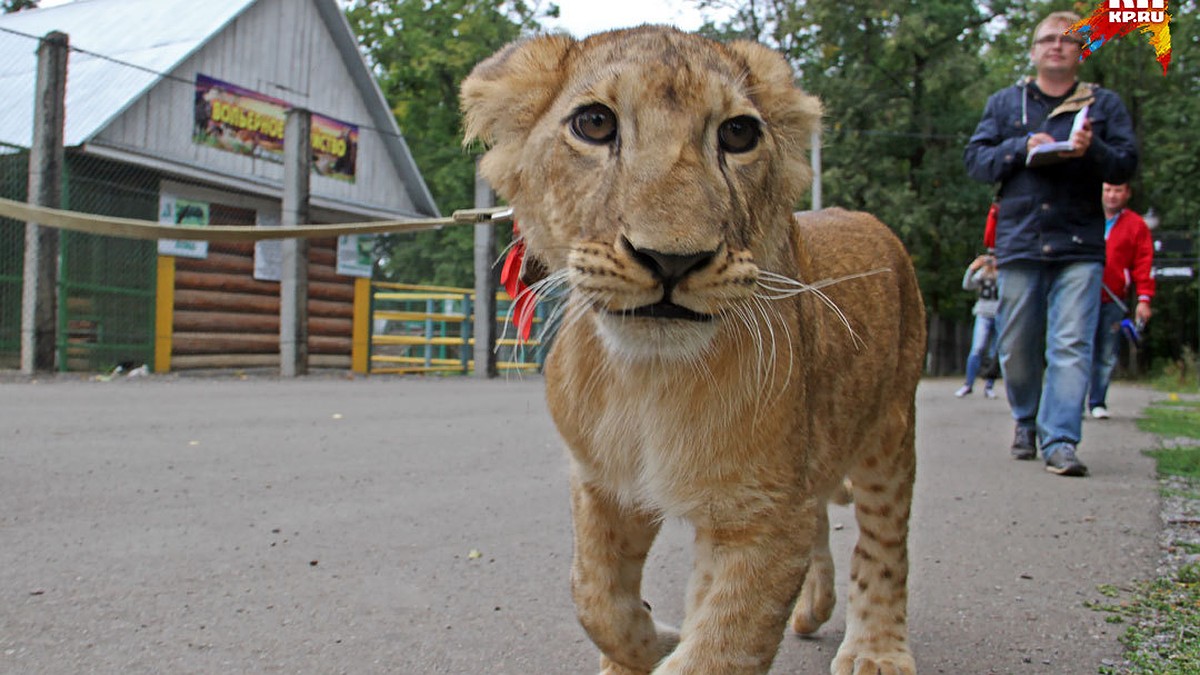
472, 158, 497, 379
20, 31, 67, 374
280, 108, 311, 377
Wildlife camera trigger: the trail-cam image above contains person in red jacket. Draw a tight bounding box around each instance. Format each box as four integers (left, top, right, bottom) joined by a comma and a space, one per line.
1088, 182, 1155, 419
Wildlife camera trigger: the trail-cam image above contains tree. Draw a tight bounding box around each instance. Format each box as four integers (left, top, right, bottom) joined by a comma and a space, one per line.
702, 0, 1200, 371
344, 0, 554, 286
1077, 0, 1200, 368
704, 0, 1012, 322
3, 0, 38, 13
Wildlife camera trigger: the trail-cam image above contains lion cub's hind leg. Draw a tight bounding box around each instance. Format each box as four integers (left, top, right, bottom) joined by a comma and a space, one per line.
832, 418, 917, 675
789, 498, 837, 635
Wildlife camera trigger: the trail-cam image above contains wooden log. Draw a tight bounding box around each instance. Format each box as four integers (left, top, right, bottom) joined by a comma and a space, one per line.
175, 289, 276, 314
172, 250, 355, 284
173, 310, 352, 336
174, 310, 278, 333
172, 332, 351, 355
170, 353, 278, 369
310, 335, 351, 354
173, 290, 352, 319
175, 252, 253, 275
306, 262, 346, 284
173, 332, 278, 354
309, 243, 336, 265
175, 269, 278, 297
207, 239, 336, 258
207, 238, 336, 259
169, 353, 350, 370
174, 270, 353, 302
209, 240, 254, 256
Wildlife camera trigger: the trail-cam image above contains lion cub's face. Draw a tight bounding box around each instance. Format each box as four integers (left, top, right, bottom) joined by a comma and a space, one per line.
462, 27, 821, 360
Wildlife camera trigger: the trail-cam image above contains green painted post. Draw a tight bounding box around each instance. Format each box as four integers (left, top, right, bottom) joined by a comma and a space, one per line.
424, 298, 434, 370
367, 282, 376, 375
461, 292, 471, 374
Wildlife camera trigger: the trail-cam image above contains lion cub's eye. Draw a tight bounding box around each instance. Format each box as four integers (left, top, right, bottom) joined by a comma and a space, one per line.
718, 116, 761, 153
570, 104, 618, 144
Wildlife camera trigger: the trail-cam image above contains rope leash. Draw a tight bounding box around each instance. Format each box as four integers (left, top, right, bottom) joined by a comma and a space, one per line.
0, 196, 513, 242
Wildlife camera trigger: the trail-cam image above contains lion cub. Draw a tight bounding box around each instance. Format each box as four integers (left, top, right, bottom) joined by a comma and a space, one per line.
462, 26, 924, 675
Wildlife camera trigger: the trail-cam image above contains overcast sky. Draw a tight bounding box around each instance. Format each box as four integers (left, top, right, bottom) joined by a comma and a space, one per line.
36, 0, 728, 38
544, 0, 731, 37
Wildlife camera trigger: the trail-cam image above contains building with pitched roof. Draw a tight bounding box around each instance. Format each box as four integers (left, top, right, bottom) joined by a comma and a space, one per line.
0, 0, 438, 372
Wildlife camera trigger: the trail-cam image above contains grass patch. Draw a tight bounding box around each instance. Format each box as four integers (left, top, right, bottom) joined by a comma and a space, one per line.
1094, 396, 1200, 672
1147, 448, 1200, 481
1095, 564, 1200, 674
1138, 403, 1200, 438
1138, 400, 1200, 480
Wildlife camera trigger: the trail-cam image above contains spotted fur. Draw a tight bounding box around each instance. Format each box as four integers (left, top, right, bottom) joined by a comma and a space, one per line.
462, 26, 925, 675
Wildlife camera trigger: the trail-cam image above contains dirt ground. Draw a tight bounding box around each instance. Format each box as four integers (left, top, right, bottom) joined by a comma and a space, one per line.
0, 374, 1162, 674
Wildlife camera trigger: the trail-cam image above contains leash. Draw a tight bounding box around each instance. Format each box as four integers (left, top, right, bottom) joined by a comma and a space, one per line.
0, 196, 513, 241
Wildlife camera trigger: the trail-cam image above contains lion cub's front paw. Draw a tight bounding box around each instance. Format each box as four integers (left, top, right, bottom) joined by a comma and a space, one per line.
598, 623, 680, 675
600, 655, 649, 675
831, 649, 916, 675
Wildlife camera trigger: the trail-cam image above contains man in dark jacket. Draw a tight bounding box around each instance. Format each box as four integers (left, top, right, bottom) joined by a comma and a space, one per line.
963, 10, 1138, 477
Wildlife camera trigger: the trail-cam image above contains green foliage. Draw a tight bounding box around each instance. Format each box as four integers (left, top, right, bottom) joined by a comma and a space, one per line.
1149, 347, 1200, 394
2, 0, 38, 13
346, 0, 1199, 366
703, 0, 1200, 366
705, 0, 1019, 318
1077, 0, 1200, 369
344, 0, 548, 286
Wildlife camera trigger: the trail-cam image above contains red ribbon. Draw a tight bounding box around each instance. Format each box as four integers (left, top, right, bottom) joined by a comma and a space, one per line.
500, 221, 535, 341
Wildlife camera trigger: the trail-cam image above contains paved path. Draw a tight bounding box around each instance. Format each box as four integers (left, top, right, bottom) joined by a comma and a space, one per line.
0, 375, 1161, 674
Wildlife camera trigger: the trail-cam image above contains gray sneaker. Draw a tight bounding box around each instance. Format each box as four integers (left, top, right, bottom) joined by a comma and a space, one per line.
1011, 426, 1037, 461
1045, 444, 1088, 477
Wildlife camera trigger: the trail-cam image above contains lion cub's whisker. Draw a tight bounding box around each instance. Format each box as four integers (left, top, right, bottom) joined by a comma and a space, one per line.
497, 270, 570, 356
493, 236, 522, 270
754, 269, 891, 349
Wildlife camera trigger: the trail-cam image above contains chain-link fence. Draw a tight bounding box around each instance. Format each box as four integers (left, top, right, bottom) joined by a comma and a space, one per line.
58, 152, 160, 371
0, 143, 28, 368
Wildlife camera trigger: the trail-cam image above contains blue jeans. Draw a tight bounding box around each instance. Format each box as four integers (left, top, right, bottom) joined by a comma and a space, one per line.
1088, 300, 1125, 409
996, 261, 1102, 458
964, 314, 998, 389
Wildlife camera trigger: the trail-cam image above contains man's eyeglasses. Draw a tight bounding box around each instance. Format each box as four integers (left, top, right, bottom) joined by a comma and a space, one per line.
1034, 34, 1085, 47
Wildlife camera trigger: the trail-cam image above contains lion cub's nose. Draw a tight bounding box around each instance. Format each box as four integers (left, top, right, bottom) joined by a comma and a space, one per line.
622, 237, 718, 285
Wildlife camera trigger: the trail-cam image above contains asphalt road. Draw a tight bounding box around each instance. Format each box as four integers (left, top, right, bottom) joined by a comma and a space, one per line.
0, 375, 1161, 674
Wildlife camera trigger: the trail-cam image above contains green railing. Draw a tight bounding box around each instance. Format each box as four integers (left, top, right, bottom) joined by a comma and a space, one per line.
368, 281, 553, 375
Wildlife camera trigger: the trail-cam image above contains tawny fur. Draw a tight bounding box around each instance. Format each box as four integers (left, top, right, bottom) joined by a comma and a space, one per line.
462, 26, 925, 675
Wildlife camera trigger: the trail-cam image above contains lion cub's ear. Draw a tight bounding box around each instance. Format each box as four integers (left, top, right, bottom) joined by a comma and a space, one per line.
460, 35, 574, 199
724, 41, 822, 140
724, 40, 823, 198
460, 35, 574, 149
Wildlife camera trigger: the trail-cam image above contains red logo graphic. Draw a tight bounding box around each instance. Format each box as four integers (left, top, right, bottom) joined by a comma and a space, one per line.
1069, 0, 1173, 74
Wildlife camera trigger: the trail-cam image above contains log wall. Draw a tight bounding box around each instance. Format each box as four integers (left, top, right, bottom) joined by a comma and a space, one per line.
169, 237, 354, 370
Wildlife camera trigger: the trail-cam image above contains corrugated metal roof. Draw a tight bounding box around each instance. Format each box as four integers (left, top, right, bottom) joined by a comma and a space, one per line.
0, 0, 438, 218
0, 0, 256, 148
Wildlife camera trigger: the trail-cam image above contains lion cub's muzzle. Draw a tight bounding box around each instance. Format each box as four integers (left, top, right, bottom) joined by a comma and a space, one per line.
616, 236, 717, 322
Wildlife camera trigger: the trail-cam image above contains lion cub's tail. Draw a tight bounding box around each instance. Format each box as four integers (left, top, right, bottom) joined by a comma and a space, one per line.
830, 479, 854, 506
